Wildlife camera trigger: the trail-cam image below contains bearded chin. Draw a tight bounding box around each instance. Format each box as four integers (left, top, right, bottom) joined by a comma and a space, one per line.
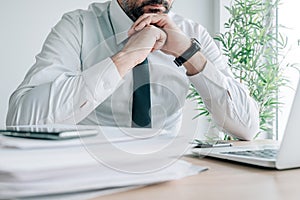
130, 5, 171, 21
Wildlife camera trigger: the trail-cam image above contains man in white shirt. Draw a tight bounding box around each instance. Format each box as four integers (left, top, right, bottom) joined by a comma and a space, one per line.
6, 0, 259, 140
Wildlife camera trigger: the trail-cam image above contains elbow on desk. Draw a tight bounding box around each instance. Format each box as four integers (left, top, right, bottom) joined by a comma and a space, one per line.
6, 91, 48, 126
228, 98, 260, 141
223, 112, 260, 141
235, 123, 259, 141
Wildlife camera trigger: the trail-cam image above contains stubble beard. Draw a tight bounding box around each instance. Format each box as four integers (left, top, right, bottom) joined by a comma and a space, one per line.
120, 0, 171, 21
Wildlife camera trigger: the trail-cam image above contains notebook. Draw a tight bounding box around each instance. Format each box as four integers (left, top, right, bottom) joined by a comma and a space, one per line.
192, 78, 300, 170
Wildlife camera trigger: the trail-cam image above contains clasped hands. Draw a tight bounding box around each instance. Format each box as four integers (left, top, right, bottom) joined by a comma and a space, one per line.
112, 13, 206, 77
126, 13, 191, 63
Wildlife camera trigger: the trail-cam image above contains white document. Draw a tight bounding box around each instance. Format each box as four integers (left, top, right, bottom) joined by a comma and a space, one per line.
0, 126, 206, 199
0, 154, 206, 199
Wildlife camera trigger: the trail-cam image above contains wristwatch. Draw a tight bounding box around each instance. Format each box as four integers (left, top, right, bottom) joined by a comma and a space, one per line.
174, 38, 202, 67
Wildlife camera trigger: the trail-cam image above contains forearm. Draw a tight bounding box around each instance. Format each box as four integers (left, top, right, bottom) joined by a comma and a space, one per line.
6, 76, 88, 125
6, 58, 122, 125
189, 61, 260, 140
183, 51, 207, 76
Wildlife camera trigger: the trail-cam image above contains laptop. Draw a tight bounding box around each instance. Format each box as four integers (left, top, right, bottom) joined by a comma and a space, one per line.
192, 78, 300, 170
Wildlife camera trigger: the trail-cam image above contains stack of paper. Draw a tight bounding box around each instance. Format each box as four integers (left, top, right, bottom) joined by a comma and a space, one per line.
0, 126, 206, 199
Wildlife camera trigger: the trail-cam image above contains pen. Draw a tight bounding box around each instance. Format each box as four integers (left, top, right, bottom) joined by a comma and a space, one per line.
193, 142, 232, 148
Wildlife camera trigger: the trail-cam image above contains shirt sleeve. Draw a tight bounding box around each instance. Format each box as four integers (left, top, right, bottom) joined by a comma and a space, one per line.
6, 12, 122, 126
188, 26, 260, 140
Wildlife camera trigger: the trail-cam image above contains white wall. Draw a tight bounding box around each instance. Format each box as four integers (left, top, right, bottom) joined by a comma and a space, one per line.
0, 0, 216, 128
173, 0, 215, 35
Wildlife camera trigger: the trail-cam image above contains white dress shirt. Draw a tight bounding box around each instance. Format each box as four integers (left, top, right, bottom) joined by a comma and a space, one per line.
6, 0, 259, 140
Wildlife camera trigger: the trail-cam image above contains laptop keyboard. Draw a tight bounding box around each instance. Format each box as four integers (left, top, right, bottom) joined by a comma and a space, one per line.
221, 149, 278, 159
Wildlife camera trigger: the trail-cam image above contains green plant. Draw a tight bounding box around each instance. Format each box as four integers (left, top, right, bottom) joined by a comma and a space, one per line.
188, 0, 288, 139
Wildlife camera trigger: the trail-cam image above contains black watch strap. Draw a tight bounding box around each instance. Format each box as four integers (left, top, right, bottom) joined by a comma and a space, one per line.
174, 38, 202, 67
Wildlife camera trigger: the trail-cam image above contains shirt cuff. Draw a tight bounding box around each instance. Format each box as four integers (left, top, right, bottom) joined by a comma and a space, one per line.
82, 57, 123, 102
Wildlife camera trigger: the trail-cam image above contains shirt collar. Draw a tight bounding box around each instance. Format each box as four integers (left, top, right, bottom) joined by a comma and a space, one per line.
109, 0, 134, 45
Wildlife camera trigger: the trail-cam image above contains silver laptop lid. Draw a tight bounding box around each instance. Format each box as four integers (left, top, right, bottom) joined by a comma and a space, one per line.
276, 78, 300, 169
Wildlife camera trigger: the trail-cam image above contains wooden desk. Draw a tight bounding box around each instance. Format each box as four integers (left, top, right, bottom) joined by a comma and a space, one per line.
91, 141, 300, 200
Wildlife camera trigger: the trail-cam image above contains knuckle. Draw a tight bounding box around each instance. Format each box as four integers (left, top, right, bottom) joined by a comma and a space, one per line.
144, 25, 156, 31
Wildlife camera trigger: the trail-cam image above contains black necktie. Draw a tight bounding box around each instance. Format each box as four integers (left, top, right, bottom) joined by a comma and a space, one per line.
131, 59, 152, 128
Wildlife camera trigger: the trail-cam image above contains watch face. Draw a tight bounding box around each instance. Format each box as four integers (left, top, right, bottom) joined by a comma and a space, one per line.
192, 38, 201, 51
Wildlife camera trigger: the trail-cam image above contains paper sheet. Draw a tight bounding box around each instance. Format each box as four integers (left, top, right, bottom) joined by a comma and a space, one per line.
0, 125, 205, 199
0, 158, 206, 199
